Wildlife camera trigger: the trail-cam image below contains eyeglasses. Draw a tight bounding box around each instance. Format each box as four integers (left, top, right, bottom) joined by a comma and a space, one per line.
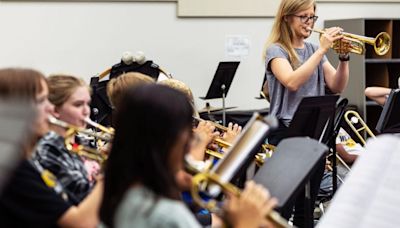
292, 15, 318, 23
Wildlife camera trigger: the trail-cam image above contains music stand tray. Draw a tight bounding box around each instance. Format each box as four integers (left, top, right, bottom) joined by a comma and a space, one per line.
376, 88, 400, 133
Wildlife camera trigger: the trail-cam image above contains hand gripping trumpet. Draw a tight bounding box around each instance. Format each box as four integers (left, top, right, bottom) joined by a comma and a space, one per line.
190, 113, 292, 228
309, 27, 391, 56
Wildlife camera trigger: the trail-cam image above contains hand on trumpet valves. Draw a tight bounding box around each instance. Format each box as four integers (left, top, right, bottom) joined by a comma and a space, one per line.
309, 26, 344, 53
190, 121, 220, 160
223, 181, 278, 228
221, 122, 242, 144
193, 120, 220, 146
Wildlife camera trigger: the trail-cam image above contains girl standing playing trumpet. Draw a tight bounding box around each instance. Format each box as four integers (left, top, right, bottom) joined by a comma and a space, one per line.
264, 0, 351, 226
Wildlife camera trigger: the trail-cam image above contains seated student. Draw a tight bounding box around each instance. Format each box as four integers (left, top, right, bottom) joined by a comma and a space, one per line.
335, 127, 364, 164
0, 68, 101, 228
106, 72, 155, 111
159, 79, 242, 158
107, 74, 219, 225
100, 84, 278, 228
33, 74, 103, 206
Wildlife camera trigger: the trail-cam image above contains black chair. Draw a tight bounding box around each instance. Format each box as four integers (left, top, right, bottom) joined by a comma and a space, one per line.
376, 88, 400, 134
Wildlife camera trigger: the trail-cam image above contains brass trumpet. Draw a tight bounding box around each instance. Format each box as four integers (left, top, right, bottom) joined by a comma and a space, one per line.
344, 110, 376, 146
191, 173, 292, 228
310, 28, 391, 56
85, 117, 115, 136
48, 116, 111, 164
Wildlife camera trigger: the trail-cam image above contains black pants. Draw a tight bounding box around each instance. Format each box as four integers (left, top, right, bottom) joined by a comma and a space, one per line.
267, 119, 326, 228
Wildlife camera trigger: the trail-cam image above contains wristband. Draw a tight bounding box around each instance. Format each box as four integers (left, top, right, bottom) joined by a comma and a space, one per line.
339, 53, 350, 62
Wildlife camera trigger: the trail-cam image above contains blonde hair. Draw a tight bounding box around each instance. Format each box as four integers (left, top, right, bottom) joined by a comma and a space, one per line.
107, 72, 154, 109
158, 79, 194, 104
47, 74, 88, 108
263, 0, 316, 68
159, 79, 199, 117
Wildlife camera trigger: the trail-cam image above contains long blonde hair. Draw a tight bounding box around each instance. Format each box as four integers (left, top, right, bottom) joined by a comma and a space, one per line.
263, 0, 316, 68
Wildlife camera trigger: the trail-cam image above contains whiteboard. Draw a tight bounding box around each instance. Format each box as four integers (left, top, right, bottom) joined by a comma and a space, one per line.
178, 0, 280, 17
178, 0, 400, 17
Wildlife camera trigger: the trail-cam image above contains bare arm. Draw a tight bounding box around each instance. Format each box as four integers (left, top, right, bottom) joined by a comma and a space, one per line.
365, 87, 391, 105
323, 59, 349, 94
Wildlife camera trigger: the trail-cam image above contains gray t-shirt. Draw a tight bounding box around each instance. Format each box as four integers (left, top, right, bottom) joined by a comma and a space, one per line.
115, 186, 201, 228
265, 42, 327, 125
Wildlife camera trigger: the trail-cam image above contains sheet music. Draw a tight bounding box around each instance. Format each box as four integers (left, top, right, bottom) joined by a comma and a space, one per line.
317, 135, 400, 228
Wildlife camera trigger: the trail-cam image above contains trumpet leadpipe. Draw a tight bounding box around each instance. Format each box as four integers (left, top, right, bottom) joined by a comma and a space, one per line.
84, 118, 115, 135
193, 116, 228, 132
48, 116, 112, 142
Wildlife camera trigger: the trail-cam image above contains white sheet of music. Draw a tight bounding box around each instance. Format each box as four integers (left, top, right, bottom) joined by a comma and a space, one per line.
317, 135, 400, 228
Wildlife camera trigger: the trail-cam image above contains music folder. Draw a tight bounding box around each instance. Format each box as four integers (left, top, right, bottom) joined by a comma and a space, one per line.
253, 137, 328, 209
317, 135, 400, 228
200, 61, 239, 100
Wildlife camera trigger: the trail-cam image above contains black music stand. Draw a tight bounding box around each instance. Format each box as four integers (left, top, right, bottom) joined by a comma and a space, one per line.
328, 98, 349, 194
376, 88, 400, 133
263, 95, 338, 228
286, 95, 339, 142
253, 137, 328, 207
200, 61, 240, 126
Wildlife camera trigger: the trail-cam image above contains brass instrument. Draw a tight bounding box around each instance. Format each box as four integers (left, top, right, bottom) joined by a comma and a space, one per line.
255, 144, 276, 167
48, 116, 111, 164
344, 110, 376, 146
190, 113, 286, 226
204, 138, 232, 160
310, 28, 391, 56
191, 173, 291, 228
193, 116, 228, 132
85, 117, 115, 136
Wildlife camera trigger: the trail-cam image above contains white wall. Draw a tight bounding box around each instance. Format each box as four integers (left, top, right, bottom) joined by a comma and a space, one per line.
0, 1, 399, 111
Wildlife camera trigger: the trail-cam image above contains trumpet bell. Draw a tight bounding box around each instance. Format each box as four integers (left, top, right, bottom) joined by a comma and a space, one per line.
373, 32, 391, 56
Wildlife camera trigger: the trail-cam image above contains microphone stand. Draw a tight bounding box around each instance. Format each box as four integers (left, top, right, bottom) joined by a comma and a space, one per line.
221, 84, 226, 127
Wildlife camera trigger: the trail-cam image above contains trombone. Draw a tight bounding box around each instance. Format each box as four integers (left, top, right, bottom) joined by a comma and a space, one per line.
310, 28, 391, 56
344, 110, 376, 146
48, 116, 111, 164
